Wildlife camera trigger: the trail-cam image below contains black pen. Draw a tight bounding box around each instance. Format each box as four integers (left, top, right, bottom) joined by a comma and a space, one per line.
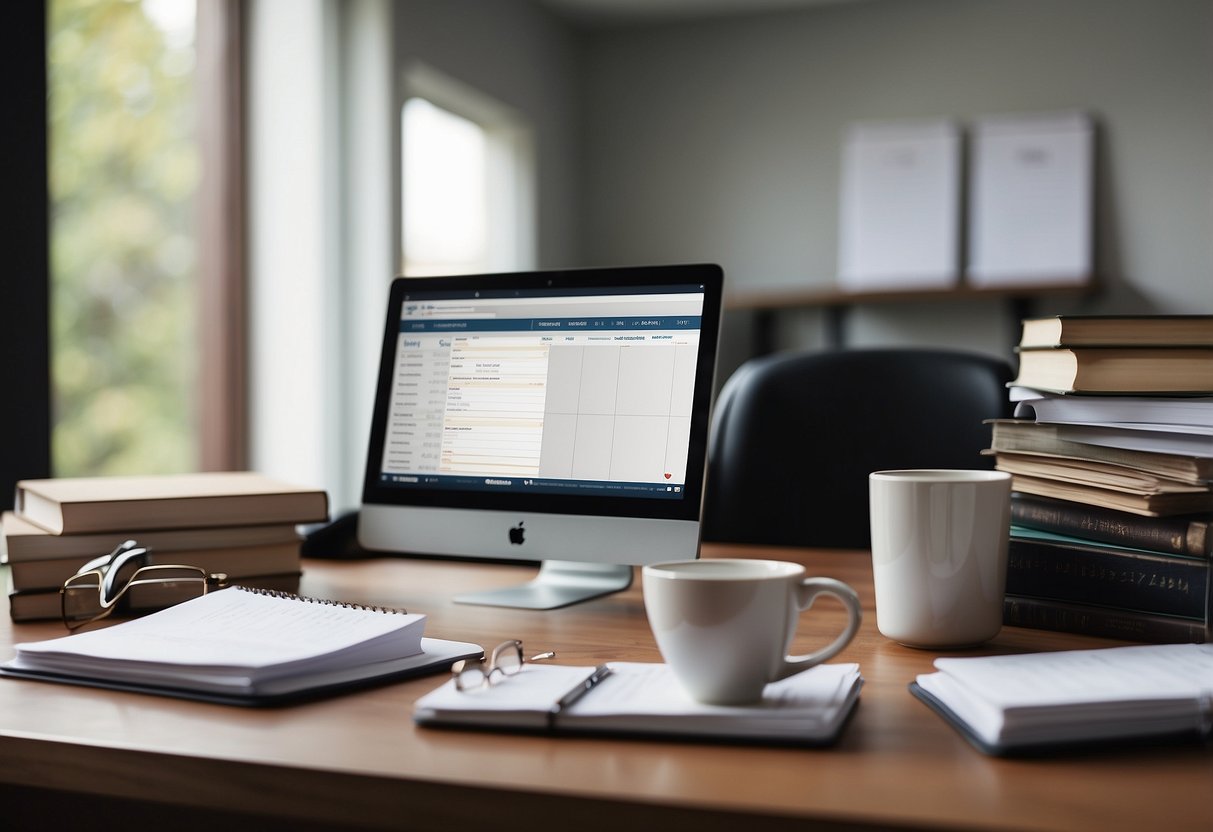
547, 664, 612, 730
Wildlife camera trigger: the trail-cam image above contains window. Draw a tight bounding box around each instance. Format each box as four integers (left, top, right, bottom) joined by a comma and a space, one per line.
48, 0, 199, 475
402, 98, 489, 276
400, 65, 536, 278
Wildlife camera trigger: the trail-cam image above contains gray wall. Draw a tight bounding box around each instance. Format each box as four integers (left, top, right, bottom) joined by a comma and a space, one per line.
391, 0, 1213, 377
393, 0, 584, 270
579, 0, 1213, 369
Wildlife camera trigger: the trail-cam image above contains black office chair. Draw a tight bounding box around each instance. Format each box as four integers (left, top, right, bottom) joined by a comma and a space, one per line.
701, 348, 1014, 549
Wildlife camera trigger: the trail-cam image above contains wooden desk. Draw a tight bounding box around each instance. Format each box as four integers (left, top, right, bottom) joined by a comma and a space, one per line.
1, 546, 1210, 832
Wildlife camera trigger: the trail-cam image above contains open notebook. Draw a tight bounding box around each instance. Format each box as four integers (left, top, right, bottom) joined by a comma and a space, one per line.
415, 661, 863, 746
911, 643, 1213, 755
1, 586, 482, 706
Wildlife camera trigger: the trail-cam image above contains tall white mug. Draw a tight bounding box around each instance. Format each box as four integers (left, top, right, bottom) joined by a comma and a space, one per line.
869, 469, 1012, 649
642, 559, 862, 705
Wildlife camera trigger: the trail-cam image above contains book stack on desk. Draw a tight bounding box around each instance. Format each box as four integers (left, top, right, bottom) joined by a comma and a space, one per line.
987, 315, 1213, 644
2, 472, 329, 622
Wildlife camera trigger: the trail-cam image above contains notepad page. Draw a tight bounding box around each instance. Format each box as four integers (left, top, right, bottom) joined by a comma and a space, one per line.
566, 662, 859, 719
916, 645, 1213, 748
930, 644, 1213, 710
14, 589, 426, 672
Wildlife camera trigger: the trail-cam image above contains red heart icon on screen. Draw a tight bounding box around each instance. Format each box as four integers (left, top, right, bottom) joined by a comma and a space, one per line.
663, 473, 672, 479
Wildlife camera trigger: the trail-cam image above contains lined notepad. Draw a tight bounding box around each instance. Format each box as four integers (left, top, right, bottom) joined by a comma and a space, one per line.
2, 587, 481, 704
912, 644, 1213, 754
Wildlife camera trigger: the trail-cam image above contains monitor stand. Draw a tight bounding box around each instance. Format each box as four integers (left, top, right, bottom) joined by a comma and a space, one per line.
454, 560, 634, 610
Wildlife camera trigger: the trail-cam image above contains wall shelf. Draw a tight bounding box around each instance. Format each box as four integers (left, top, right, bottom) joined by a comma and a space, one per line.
724, 280, 1096, 353
725, 281, 1093, 311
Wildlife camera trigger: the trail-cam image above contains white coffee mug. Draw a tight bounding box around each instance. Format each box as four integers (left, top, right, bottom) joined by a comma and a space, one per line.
642, 559, 862, 705
869, 469, 1012, 649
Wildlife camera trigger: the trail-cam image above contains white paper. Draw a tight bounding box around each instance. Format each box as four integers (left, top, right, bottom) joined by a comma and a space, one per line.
1010, 390, 1213, 431
933, 644, 1213, 707
1044, 424, 1213, 457
967, 112, 1093, 287
567, 662, 857, 720
838, 120, 961, 291
12, 588, 426, 681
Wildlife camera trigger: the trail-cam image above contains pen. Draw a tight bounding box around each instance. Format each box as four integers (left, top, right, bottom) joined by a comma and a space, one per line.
547, 664, 613, 730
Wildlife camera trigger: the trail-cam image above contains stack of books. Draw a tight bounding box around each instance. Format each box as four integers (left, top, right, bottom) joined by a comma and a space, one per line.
988, 315, 1213, 644
1, 472, 329, 622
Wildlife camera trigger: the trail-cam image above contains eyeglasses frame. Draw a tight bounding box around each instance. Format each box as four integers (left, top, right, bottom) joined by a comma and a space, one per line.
61, 540, 228, 631
451, 639, 556, 691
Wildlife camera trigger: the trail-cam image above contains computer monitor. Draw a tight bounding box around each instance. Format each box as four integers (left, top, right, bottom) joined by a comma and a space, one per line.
358, 264, 724, 609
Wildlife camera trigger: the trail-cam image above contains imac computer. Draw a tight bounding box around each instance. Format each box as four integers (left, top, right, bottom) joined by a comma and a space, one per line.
358, 264, 724, 609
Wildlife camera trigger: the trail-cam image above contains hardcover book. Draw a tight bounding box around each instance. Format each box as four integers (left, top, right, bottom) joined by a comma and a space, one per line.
1, 510, 302, 562
1011, 347, 1213, 395
7, 541, 302, 592
14, 472, 329, 535
1009, 493, 1212, 559
1018, 315, 1213, 349
1005, 528, 1210, 620
1004, 594, 1208, 644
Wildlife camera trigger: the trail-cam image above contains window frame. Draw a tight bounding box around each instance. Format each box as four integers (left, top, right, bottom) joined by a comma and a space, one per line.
196, 0, 248, 472
0, 0, 51, 509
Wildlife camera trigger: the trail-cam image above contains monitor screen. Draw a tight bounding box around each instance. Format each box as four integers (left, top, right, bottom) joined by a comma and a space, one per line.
358, 264, 723, 608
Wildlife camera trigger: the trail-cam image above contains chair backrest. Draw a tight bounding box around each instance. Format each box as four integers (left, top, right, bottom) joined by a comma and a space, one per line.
701, 348, 1014, 549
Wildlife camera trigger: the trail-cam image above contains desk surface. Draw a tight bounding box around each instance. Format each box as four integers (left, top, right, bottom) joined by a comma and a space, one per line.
1, 545, 1210, 832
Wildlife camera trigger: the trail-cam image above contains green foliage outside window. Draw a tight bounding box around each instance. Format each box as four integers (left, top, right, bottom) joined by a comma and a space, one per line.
49, 0, 198, 476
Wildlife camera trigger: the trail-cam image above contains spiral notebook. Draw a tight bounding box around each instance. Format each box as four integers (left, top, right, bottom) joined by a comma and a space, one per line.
0, 586, 482, 706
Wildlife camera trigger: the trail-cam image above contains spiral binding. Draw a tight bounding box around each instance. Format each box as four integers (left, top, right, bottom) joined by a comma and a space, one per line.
234, 584, 409, 615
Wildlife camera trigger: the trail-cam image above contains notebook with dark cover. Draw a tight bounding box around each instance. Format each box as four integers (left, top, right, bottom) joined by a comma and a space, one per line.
415, 661, 863, 746
910, 644, 1213, 756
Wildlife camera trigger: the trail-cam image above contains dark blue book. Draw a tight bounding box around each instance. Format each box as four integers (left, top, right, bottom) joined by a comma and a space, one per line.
1005, 527, 1210, 621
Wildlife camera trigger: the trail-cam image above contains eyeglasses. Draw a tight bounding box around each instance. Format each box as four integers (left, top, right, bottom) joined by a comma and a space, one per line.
61, 540, 229, 631
451, 640, 555, 692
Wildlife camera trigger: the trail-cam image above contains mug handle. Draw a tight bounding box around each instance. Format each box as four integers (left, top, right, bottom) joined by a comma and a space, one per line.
775, 577, 863, 681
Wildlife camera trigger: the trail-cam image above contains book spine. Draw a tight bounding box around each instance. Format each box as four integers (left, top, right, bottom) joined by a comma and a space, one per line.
1010, 496, 1212, 558
1003, 595, 1208, 644
1005, 538, 1209, 619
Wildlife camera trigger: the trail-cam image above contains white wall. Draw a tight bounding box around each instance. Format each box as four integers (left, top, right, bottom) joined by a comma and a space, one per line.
393, 0, 583, 270
579, 0, 1213, 366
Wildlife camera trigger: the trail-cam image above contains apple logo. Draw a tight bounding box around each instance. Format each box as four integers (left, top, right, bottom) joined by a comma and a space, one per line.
508, 521, 526, 545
